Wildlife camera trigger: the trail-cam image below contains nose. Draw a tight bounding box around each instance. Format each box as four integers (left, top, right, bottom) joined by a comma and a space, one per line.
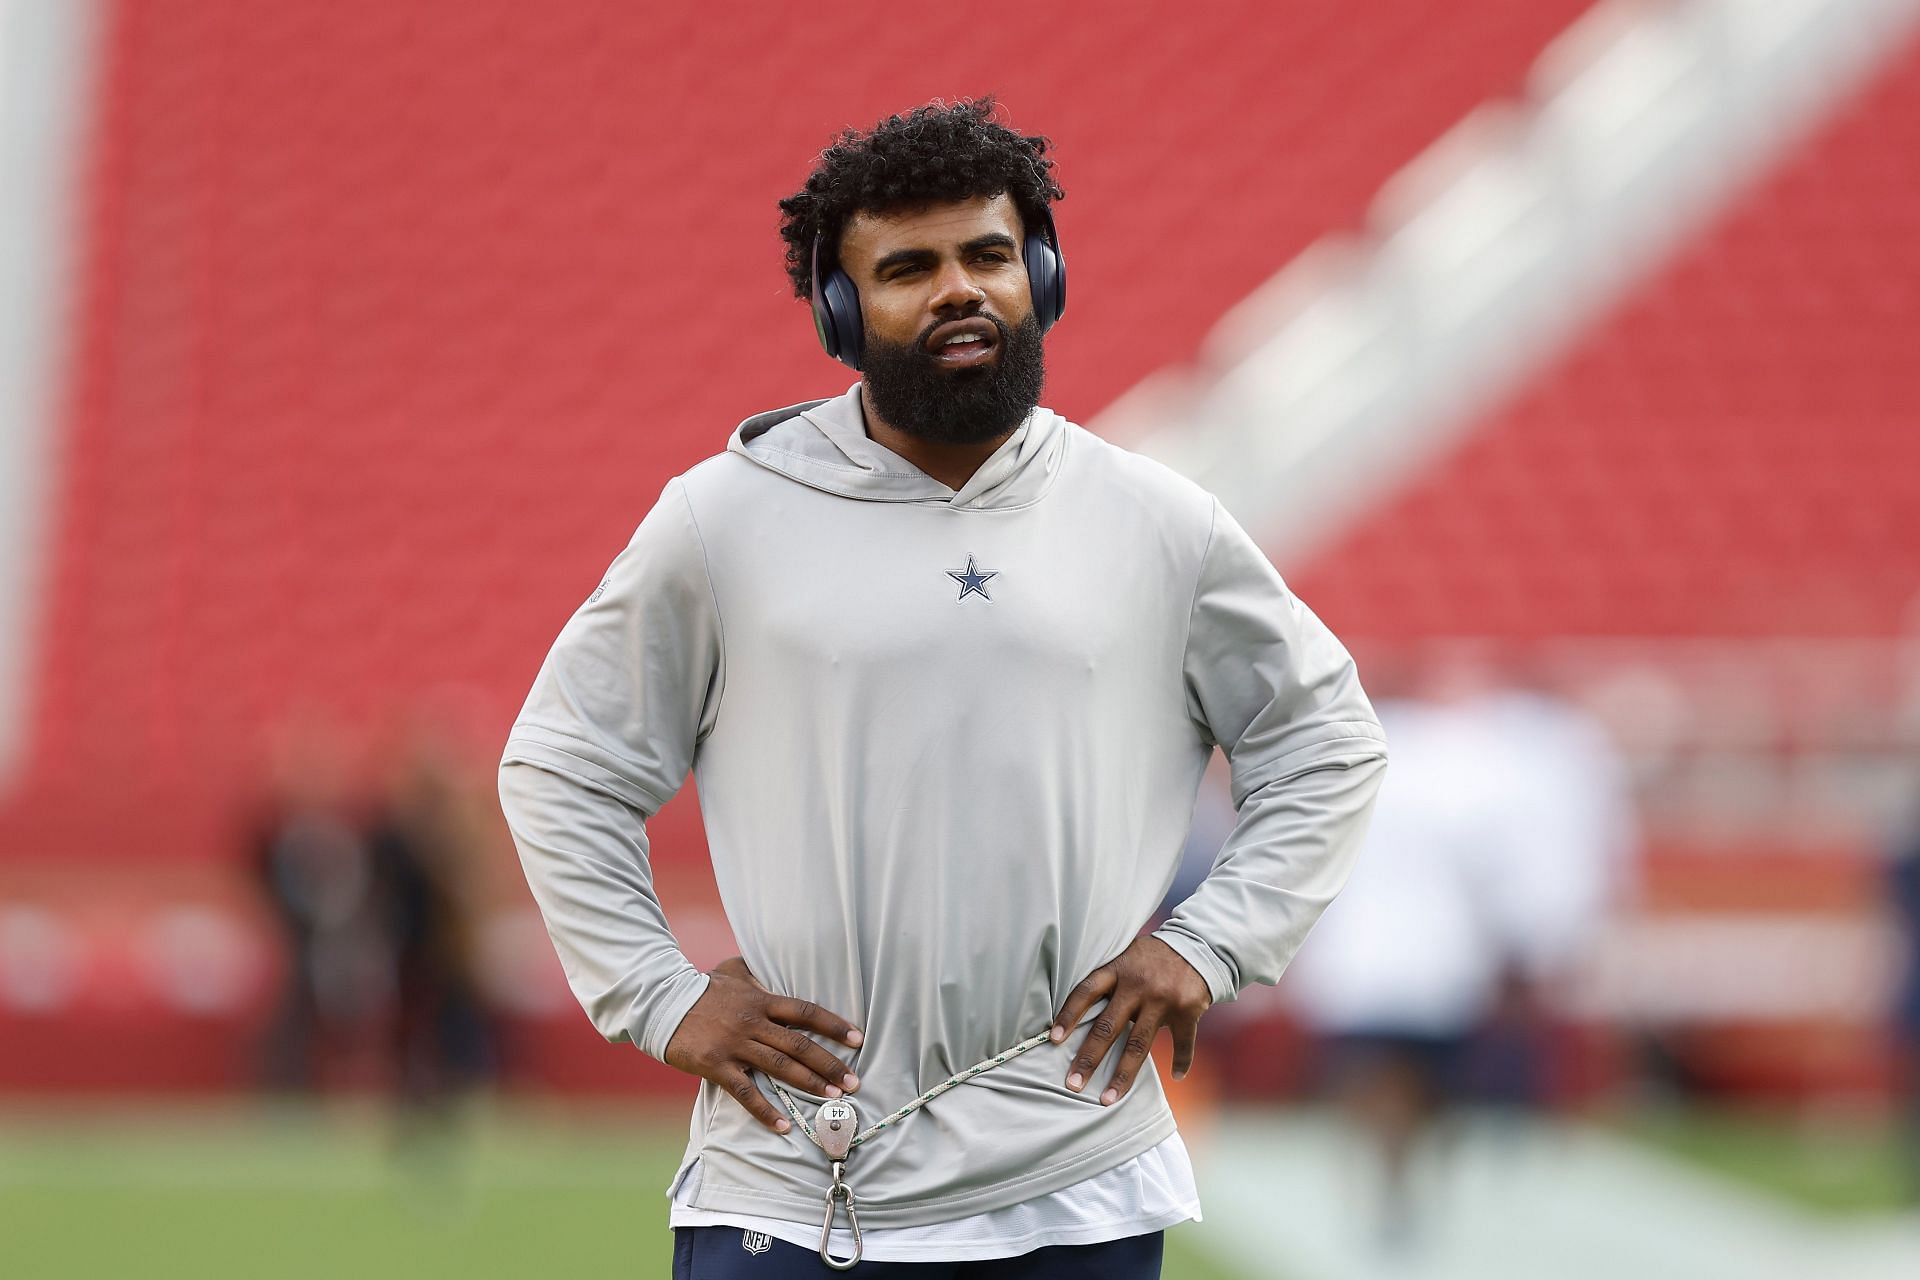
929, 259, 986, 314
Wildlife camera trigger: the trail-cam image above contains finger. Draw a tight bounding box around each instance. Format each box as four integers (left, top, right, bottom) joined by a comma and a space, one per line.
1099, 1011, 1161, 1106
764, 1025, 859, 1094
1170, 1015, 1200, 1080
1052, 967, 1118, 1045
717, 1066, 791, 1134
1067, 994, 1136, 1094
767, 995, 864, 1049
739, 1039, 843, 1100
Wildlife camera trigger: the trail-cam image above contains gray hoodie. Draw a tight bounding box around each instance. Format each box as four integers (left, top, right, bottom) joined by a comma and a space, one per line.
498, 385, 1387, 1227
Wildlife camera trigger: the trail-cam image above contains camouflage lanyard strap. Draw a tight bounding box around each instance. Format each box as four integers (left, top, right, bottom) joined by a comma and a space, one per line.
768, 1028, 1055, 1271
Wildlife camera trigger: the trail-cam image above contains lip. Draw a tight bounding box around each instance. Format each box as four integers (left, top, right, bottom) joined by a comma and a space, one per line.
925, 317, 1000, 367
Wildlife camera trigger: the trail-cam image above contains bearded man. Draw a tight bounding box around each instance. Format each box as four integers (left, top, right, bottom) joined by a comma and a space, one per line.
498, 99, 1387, 1278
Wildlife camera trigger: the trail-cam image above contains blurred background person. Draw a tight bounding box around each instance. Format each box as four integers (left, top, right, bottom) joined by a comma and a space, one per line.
249, 710, 388, 1095
1451, 650, 1636, 1113
1887, 793, 1920, 1203
1283, 648, 1634, 1252
364, 708, 500, 1144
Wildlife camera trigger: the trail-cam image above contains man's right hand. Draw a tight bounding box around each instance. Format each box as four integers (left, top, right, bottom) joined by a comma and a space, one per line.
663, 956, 864, 1134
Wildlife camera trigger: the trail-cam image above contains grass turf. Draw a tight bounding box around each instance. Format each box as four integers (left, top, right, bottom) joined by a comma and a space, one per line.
1615, 1102, 1912, 1217
0, 1100, 1243, 1280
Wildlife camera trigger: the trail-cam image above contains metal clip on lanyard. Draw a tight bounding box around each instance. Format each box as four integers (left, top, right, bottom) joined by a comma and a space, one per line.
772, 1029, 1054, 1271
813, 1100, 862, 1270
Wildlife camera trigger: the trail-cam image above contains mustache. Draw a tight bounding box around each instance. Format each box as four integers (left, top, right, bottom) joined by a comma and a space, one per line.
915, 309, 1012, 353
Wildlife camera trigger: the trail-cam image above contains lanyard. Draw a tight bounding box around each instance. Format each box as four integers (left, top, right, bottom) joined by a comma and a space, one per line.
767, 1028, 1055, 1270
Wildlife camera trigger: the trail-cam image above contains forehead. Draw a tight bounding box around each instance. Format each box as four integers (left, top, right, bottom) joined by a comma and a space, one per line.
838, 193, 1023, 268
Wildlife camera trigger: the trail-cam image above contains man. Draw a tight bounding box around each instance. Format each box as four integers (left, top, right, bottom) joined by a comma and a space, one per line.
498, 99, 1387, 1277
1889, 801, 1920, 1202
1286, 659, 1630, 1250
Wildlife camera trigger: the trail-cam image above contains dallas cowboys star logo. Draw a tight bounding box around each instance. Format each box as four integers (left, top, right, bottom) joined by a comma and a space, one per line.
946, 555, 998, 601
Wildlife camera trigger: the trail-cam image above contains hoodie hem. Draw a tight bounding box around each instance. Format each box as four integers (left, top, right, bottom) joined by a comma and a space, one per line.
682, 1106, 1177, 1230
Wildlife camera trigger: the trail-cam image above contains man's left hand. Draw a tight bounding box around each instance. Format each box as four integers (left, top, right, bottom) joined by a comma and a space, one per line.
1053, 935, 1212, 1105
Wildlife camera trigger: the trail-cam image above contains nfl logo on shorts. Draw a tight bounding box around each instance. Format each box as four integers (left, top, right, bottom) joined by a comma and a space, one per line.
741, 1229, 773, 1256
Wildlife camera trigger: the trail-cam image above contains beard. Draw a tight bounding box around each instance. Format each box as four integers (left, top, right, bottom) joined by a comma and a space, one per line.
859, 311, 1047, 445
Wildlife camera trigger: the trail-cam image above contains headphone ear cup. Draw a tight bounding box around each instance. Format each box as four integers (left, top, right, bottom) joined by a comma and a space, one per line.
811, 234, 865, 369
1025, 208, 1066, 331
821, 268, 864, 370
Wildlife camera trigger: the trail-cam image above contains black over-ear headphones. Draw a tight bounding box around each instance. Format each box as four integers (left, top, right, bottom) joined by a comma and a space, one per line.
810, 205, 1067, 370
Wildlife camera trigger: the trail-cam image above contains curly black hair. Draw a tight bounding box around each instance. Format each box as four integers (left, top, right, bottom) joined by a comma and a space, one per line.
777, 98, 1065, 301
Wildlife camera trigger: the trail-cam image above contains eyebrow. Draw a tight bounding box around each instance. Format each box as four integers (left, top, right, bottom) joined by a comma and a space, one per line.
870, 233, 1019, 277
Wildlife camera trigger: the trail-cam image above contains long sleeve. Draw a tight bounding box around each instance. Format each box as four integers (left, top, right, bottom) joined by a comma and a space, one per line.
497, 477, 724, 1062
1152, 500, 1388, 1004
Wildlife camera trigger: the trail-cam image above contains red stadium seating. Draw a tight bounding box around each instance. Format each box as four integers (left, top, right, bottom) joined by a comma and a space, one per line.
1290, 32, 1920, 642
11, 0, 1916, 1101
1, 0, 1595, 869
0, 0, 1599, 1093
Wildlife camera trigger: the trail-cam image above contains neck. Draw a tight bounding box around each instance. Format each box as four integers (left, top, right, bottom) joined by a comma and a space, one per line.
858, 384, 1016, 491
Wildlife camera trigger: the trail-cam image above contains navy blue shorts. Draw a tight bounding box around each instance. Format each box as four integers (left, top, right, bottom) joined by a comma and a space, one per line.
671, 1226, 1165, 1278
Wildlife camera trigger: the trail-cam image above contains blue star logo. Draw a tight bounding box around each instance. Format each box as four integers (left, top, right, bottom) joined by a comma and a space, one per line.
946, 555, 998, 602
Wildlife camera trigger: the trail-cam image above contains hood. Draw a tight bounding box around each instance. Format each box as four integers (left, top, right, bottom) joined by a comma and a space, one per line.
726, 383, 1067, 510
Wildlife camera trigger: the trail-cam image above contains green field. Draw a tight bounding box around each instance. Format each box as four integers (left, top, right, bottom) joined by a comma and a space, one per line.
0, 1100, 1243, 1280
7, 1099, 1905, 1280
1617, 1103, 1912, 1216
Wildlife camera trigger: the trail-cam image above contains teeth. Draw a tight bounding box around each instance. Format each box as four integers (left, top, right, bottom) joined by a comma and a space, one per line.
942, 333, 984, 346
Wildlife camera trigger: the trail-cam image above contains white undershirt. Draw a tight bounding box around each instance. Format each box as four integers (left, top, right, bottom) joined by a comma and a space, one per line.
669, 1132, 1202, 1262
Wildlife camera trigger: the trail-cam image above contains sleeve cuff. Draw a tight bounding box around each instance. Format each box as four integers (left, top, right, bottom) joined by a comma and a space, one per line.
638, 968, 712, 1063
1150, 926, 1239, 1006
